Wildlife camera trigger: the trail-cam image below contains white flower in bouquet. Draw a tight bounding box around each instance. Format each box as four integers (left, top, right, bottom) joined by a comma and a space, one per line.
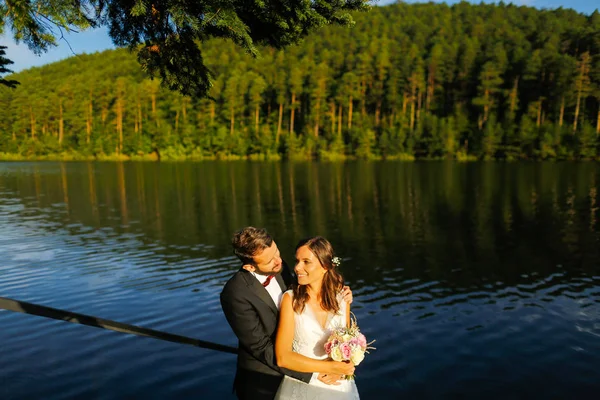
350, 346, 365, 365
330, 346, 343, 362
324, 313, 375, 379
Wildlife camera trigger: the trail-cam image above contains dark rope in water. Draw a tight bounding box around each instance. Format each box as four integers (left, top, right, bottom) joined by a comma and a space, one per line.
0, 296, 238, 354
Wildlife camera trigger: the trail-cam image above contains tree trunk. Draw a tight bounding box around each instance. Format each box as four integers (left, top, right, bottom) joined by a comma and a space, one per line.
597, 103, 600, 134
86, 97, 93, 144
134, 96, 140, 135
541, 111, 545, 126
348, 96, 353, 130
410, 97, 415, 131
416, 91, 422, 126
102, 106, 108, 128
375, 100, 382, 127
276, 102, 283, 143
290, 92, 296, 134
574, 91, 581, 133
134, 111, 139, 134
426, 75, 434, 112
559, 97, 564, 128
361, 80, 366, 117
230, 106, 235, 136
330, 102, 335, 135
573, 57, 588, 134
338, 104, 342, 137
138, 101, 143, 136
152, 94, 159, 127
30, 106, 36, 139
58, 100, 64, 145
510, 77, 519, 114
410, 77, 417, 131
483, 89, 489, 127
536, 99, 543, 127
314, 96, 321, 138
116, 98, 123, 154
255, 104, 260, 135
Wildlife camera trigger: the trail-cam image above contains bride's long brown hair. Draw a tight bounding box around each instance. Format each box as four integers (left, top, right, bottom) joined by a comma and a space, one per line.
292, 236, 344, 314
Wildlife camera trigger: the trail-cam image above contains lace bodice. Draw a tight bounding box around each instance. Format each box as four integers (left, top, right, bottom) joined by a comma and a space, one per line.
285, 290, 347, 361
275, 290, 360, 400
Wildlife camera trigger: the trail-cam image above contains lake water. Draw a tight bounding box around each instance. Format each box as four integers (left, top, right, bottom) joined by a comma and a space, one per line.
0, 161, 599, 399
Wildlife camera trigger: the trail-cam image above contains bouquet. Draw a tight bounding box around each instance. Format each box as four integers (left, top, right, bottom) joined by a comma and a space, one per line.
324, 314, 375, 380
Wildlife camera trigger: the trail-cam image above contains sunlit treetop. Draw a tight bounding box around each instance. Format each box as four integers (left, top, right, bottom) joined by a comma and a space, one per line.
0, 0, 371, 96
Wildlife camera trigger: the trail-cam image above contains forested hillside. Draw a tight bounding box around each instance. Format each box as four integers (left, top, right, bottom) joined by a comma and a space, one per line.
1, 2, 599, 160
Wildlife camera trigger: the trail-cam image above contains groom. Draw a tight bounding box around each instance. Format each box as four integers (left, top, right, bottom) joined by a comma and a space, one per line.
220, 227, 350, 400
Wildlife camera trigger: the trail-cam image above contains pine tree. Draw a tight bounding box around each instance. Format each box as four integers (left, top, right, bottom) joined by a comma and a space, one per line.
0, 46, 19, 88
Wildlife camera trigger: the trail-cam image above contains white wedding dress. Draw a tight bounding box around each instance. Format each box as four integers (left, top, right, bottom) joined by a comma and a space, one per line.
275, 290, 360, 400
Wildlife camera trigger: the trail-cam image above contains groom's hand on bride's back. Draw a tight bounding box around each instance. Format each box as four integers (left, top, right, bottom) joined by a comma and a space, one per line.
342, 286, 353, 304
316, 373, 344, 386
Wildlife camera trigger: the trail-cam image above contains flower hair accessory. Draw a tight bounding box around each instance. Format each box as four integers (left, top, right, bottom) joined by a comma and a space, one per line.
332, 257, 341, 267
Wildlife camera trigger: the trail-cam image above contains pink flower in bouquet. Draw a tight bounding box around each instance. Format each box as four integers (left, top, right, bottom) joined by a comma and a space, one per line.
339, 342, 352, 360
358, 333, 367, 349
324, 341, 333, 355
323, 315, 375, 379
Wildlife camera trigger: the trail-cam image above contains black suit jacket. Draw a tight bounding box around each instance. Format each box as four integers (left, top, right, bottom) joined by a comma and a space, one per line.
220, 263, 311, 383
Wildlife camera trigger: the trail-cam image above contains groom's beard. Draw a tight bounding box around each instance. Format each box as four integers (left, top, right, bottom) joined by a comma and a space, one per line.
266, 262, 283, 275
253, 265, 283, 276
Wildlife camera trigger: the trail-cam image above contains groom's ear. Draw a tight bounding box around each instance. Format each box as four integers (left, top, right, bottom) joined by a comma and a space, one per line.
242, 264, 256, 272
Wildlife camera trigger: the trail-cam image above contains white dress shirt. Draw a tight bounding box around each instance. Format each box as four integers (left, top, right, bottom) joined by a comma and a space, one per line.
252, 272, 283, 309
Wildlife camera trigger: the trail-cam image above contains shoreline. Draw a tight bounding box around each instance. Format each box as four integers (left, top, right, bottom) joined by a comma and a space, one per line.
1, 153, 598, 162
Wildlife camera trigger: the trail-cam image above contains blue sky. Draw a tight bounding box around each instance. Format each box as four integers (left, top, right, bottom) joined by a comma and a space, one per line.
1, 0, 598, 73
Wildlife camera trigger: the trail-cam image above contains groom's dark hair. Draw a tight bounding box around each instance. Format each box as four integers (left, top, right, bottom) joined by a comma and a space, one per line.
232, 227, 273, 265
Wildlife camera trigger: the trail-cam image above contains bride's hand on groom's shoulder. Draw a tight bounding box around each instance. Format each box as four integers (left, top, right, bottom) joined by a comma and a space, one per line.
316, 373, 343, 386
341, 286, 353, 304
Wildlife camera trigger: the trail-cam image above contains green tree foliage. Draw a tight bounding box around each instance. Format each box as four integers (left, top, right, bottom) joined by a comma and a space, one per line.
1, 0, 370, 97
0, 46, 19, 88
1, 2, 599, 160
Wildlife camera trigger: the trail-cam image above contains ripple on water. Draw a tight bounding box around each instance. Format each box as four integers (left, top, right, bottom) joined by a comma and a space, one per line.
1, 162, 600, 399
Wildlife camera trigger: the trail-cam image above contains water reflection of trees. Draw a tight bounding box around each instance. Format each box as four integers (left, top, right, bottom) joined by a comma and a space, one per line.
0, 162, 598, 296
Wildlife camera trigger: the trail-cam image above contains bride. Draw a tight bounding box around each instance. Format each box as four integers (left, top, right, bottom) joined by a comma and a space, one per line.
275, 236, 360, 399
